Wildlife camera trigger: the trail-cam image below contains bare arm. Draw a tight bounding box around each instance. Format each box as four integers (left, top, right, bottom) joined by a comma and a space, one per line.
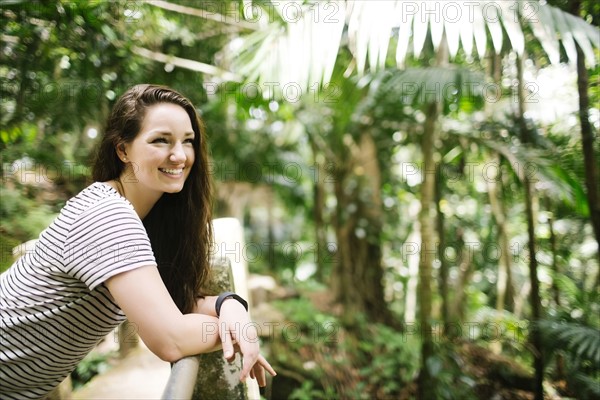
193, 295, 218, 316
105, 266, 221, 362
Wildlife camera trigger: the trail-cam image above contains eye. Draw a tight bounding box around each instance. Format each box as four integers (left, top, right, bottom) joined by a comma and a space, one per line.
184, 138, 195, 144
152, 137, 168, 144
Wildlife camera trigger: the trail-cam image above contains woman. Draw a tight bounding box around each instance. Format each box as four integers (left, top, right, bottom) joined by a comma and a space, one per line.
0, 84, 275, 399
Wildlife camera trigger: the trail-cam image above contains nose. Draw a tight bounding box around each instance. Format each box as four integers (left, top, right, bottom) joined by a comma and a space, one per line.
169, 142, 186, 164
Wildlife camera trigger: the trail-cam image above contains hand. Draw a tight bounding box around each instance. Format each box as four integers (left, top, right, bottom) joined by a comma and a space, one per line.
218, 299, 277, 386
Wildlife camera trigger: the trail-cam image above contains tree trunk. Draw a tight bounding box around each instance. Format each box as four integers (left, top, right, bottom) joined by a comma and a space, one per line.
450, 228, 472, 322
486, 152, 514, 313
331, 133, 392, 326
522, 164, 544, 400
487, 152, 514, 355
417, 102, 439, 399
547, 199, 560, 307
215, 181, 253, 220
309, 137, 328, 282
516, 53, 544, 400
266, 190, 277, 272
486, 52, 515, 314
404, 227, 421, 324
571, 0, 600, 278
435, 165, 450, 327
547, 197, 566, 380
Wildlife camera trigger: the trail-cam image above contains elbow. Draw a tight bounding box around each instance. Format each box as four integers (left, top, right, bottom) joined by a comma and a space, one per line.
153, 343, 183, 363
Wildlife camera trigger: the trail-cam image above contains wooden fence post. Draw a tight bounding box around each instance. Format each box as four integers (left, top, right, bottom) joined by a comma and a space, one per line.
162, 257, 248, 399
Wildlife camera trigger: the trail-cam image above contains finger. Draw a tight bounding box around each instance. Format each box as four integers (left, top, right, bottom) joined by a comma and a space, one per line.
221, 328, 235, 361
258, 355, 277, 376
240, 351, 259, 381
237, 340, 259, 376
255, 365, 267, 387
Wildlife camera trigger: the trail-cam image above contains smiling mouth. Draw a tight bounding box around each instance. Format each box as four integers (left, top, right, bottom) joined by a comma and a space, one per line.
159, 168, 183, 175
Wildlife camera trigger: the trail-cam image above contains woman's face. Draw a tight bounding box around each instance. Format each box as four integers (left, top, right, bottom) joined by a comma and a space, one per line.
120, 103, 196, 196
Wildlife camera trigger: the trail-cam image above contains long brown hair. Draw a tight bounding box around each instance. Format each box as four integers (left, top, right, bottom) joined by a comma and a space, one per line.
92, 84, 213, 313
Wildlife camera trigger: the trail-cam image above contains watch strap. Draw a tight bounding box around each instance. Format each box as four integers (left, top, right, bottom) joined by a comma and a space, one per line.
215, 292, 248, 317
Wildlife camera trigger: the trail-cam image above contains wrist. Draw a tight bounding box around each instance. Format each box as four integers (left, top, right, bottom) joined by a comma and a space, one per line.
215, 292, 248, 317
194, 295, 217, 316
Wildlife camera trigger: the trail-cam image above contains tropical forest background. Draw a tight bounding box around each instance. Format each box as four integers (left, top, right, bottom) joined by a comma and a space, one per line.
1, 1, 599, 399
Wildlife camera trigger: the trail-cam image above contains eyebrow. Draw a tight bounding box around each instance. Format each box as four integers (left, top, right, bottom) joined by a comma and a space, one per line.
153, 131, 195, 136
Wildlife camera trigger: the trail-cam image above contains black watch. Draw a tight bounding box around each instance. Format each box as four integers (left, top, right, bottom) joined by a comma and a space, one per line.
215, 292, 248, 317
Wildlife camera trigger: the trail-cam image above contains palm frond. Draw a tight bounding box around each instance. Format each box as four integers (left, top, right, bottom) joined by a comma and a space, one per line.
538, 320, 600, 364
233, 0, 600, 91
228, 1, 346, 92
571, 372, 600, 398
444, 127, 588, 212
367, 67, 486, 107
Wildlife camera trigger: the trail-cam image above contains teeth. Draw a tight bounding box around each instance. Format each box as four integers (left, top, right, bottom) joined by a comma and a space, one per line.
160, 168, 183, 175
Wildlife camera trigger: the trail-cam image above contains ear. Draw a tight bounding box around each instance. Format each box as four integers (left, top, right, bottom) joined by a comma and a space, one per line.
116, 143, 128, 163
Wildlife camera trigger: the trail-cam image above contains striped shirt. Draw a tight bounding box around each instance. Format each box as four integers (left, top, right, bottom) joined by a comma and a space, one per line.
1, 182, 157, 399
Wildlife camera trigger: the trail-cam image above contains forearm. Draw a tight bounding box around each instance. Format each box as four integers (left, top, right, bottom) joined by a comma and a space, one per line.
166, 313, 222, 360
105, 267, 223, 362
193, 295, 218, 316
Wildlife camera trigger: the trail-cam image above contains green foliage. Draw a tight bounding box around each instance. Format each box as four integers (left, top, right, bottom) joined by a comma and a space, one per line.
275, 295, 483, 399
540, 321, 600, 364
539, 320, 600, 399
572, 373, 600, 399
539, 271, 600, 398
358, 323, 420, 397
289, 381, 338, 400
0, 234, 20, 273
273, 296, 338, 344
0, 185, 57, 241
0, 181, 59, 273
426, 345, 480, 400
367, 67, 487, 115
552, 273, 600, 327
1, 1, 599, 397
467, 307, 530, 358
70, 351, 114, 390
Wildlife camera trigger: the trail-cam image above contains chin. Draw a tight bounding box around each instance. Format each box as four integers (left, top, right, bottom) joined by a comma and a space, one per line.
164, 186, 185, 194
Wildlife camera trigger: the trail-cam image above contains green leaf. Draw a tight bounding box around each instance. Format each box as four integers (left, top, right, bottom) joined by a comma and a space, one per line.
395, 9, 412, 67
538, 320, 600, 364
564, 12, 598, 66
412, 7, 428, 58
529, 3, 560, 64
426, 356, 443, 377
481, 2, 504, 54
444, 14, 461, 58
550, 6, 578, 62
237, 0, 599, 91
472, 3, 487, 58
499, 1, 525, 55
101, 25, 117, 42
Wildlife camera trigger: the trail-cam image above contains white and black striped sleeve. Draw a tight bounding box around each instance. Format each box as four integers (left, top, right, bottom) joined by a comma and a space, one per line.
62, 198, 157, 289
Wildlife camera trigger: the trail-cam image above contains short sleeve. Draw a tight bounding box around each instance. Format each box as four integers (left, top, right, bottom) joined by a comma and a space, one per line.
63, 198, 157, 290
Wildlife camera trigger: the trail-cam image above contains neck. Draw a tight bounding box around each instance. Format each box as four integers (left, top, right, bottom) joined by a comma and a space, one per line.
108, 178, 162, 220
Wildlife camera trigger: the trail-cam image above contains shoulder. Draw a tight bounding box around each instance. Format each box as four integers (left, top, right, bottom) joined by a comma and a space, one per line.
63, 182, 142, 237
70, 182, 132, 209
67, 182, 136, 219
